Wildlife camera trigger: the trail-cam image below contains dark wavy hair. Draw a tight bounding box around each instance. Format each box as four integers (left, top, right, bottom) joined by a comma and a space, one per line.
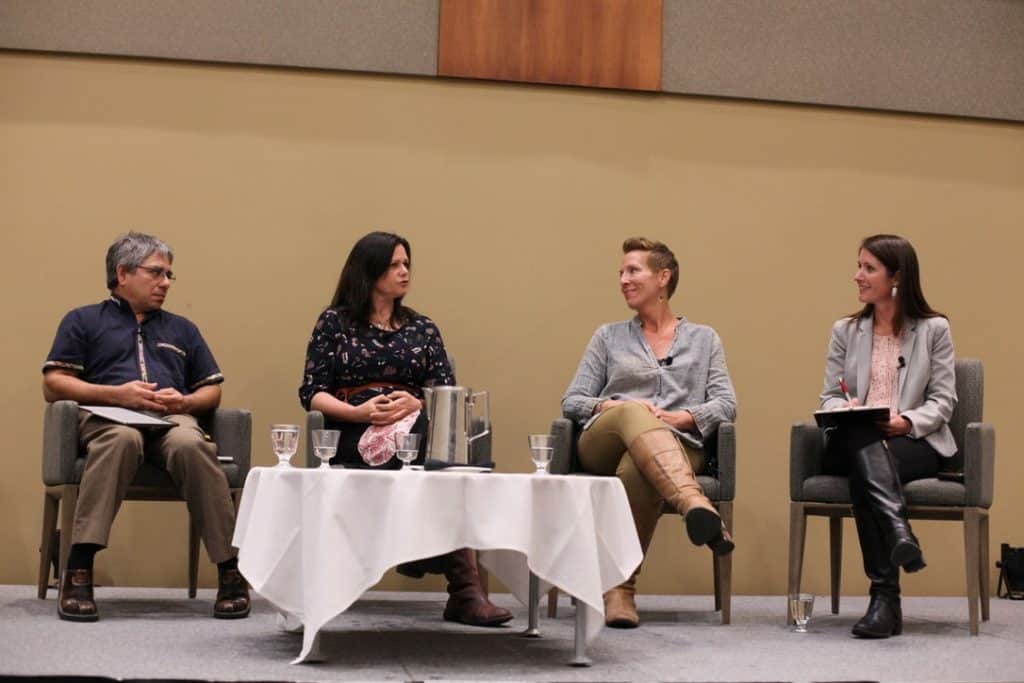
330, 231, 416, 328
849, 234, 944, 335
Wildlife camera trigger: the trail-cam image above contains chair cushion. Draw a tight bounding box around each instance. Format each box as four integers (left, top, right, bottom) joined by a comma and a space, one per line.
72, 458, 243, 489
903, 478, 967, 506
800, 475, 852, 503
801, 475, 967, 507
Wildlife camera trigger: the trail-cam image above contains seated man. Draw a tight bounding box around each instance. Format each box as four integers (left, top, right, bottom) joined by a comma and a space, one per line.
42, 231, 249, 622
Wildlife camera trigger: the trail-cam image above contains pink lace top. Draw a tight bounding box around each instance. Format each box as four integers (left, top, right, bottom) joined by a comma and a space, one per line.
866, 334, 900, 417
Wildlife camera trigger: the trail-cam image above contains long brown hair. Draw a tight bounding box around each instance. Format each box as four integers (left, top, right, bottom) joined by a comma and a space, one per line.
849, 234, 944, 335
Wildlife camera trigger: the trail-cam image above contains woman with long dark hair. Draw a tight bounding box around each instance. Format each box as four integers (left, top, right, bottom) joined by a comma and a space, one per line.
820, 234, 956, 638
298, 231, 511, 627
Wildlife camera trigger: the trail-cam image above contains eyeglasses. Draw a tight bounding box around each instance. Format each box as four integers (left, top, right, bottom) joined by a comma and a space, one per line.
136, 265, 176, 281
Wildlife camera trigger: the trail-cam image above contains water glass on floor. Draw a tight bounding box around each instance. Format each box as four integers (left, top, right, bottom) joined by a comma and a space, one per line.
789, 593, 814, 632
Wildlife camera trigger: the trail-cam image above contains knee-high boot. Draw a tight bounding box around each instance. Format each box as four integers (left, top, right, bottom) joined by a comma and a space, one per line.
442, 549, 513, 627
627, 429, 730, 550
604, 494, 660, 628
849, 441, 925, 572
850, 498, 903, 637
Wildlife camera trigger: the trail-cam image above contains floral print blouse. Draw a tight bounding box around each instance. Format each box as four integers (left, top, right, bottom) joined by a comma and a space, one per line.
299, 308, 455, 410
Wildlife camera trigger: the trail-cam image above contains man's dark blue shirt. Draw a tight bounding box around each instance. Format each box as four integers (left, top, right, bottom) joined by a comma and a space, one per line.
43, 294, 223, 394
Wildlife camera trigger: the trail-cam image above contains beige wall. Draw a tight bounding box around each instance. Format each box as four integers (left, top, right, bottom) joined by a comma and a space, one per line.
2, 51, 1022, 597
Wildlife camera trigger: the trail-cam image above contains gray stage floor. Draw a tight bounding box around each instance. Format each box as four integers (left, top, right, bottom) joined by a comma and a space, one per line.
1, 584, 1023, 682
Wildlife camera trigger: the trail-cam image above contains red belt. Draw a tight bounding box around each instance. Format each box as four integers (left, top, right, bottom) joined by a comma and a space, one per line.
335, 382, 416, 403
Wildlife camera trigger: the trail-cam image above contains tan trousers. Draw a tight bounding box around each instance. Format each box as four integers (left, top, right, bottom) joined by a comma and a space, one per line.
74, 411, 237, 564
578, 403, 706, 549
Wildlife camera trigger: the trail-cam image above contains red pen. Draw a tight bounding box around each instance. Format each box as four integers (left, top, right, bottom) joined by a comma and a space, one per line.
839, 377, 854, 404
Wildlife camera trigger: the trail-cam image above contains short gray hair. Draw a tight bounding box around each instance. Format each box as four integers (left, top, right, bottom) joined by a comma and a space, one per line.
105, 231, 174, 290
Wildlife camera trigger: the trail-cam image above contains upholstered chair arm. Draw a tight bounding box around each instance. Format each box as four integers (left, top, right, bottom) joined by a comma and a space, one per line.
790, 422, 824, 501
305, 411, 325, 468
963, 422, 995, 508
550, 417, 576, 475
42, 400, 80, 487
715, 422, 736, 501
209, 408, 252, 480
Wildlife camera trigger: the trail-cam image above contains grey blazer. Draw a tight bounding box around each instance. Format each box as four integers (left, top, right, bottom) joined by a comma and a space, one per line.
819, 314, 958, 457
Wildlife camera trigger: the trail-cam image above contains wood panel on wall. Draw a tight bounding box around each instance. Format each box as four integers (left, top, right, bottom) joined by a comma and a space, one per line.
438, 0, 662, 91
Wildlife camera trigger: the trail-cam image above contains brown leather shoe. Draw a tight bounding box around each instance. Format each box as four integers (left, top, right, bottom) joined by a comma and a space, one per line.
58, 569, 98, 622
442, 549, 513, 627
603, 584, 639, 628
214, 568, 251, 619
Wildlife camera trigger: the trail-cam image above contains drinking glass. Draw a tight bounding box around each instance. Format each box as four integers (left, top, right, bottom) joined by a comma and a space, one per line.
270, 424, 300, 468
311, 429, 340, 469
528, 434, 554, 475
394, 432, 421, 469
789, 593, 815, 632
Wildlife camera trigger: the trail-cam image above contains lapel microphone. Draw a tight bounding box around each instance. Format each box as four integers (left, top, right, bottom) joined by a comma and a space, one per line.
658, 356, 673, 367
898, 356, 906, 369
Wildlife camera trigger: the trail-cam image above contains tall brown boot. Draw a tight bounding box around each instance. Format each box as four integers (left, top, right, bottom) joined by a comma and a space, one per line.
442, 549, 513, 627
605, 491, 660, 628
628, 429, 724, 548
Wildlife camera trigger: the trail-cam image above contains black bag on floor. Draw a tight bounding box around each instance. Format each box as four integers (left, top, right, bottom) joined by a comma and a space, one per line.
996, 544, 1024, 600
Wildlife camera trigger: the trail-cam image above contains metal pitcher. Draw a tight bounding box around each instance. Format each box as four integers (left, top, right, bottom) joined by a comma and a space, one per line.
422, 386, 490, 464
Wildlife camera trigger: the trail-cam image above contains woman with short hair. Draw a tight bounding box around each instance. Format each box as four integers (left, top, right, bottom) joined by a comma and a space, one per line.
562, 237, 737, 629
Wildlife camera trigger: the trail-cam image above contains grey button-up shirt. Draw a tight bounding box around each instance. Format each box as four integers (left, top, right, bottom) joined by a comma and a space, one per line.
561, 317, 737, 442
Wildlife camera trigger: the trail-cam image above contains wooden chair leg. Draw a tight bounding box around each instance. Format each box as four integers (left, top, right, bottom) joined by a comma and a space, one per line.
964, 509, 981, 635
546, 587, 559, 618
829, 515, 843, 614
38, 491, 59, 598
979, 510, 991, 622
58, 485, 78, 581
717, 501, 733, 624
188, 516, 200, 599
787, 501, 807, 624
713, 554, 721, 611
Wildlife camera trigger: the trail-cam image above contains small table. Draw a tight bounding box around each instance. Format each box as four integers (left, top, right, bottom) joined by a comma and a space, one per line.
233, 467, 642, 665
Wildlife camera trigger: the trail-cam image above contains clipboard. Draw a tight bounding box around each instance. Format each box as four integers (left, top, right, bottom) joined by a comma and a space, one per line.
813, 406, 889, 430
81, 406, 175, 429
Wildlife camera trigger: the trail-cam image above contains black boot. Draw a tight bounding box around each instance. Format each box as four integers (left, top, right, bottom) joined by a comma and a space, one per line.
850, 502, 903, 638
849, 441, 925, 572
396, 554, 453, 579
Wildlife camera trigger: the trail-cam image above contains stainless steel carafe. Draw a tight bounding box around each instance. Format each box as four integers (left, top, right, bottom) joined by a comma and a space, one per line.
422, 386, 490, 464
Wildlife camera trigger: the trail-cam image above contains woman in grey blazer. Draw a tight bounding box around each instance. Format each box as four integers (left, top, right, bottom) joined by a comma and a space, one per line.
563, 237, 736, 629
819, 234, 956, 639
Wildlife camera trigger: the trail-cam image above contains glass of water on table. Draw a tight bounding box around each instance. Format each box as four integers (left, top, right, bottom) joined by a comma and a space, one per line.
311, 429, 340, 469
395, 432, 421, 470
528, 434, 554, 475
270, 424, 300, 468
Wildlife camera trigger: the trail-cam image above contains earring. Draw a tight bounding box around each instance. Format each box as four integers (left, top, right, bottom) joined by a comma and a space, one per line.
891, 285, 898, 298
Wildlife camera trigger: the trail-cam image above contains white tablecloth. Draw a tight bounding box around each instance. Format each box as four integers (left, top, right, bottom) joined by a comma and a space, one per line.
233, 467, 642, 663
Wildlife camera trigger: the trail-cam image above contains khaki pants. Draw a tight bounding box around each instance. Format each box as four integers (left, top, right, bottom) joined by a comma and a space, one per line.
578, 403, 706, 548
73, 411, 237, 564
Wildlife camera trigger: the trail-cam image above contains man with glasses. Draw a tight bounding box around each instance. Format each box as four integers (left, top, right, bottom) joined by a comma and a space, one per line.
41, 231, 249, 622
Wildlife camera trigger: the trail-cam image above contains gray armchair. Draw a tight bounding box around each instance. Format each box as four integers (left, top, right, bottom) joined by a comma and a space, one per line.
548, 417, 737, 624
788, 358, 995, 635
38, 400, 252, 599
